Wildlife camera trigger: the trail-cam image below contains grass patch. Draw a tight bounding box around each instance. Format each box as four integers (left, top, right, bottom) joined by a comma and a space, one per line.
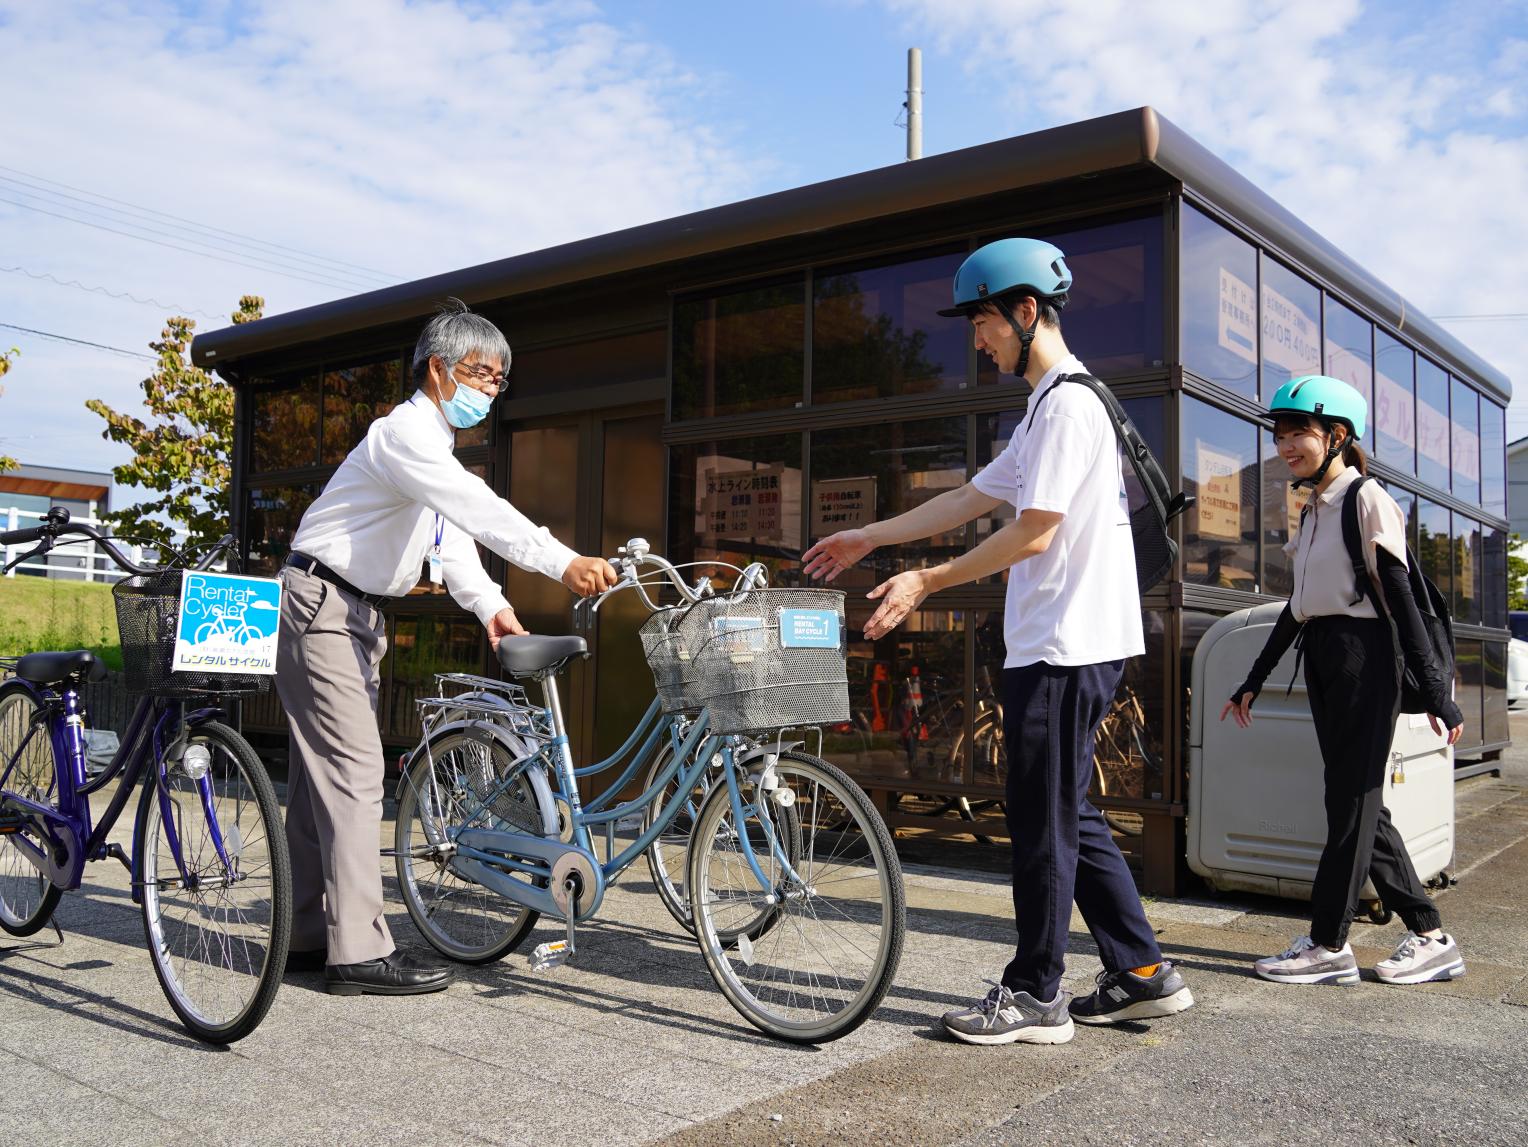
0, 575, 123, 671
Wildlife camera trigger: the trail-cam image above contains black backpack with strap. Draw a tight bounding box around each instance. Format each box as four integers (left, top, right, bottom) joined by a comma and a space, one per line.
1025, 373, 1192, 592
1335, 474, 1455, 714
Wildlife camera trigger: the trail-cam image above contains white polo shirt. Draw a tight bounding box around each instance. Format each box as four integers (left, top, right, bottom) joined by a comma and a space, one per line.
970, 356, 1144, 668
289, 393, 577, 624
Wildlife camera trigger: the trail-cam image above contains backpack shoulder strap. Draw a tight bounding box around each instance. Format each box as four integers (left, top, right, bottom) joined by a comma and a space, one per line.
1054, 372, 1193, 523
1340, 475, 1377, 608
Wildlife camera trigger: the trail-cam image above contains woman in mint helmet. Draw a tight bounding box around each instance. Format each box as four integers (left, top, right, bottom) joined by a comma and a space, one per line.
1222, 375, 1466, 987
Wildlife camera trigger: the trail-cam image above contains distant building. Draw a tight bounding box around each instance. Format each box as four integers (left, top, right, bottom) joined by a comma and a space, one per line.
0, 463, 112, 580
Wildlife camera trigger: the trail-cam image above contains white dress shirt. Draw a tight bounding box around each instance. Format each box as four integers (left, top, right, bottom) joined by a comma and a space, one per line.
288, 393, 577, 624
970, 355, 1145, 668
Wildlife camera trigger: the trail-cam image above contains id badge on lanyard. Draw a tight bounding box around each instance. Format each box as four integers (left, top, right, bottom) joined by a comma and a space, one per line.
428, 514, 444, 584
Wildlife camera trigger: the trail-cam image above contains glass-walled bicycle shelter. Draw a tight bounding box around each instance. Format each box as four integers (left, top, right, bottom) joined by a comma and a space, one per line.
200, 109, 1511, 894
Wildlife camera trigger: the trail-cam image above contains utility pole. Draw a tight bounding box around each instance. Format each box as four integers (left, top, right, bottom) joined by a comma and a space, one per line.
906, 48, 923, 161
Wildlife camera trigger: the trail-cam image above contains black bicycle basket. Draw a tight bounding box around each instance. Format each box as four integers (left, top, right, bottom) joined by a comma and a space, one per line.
638, 588, 849, 733
112, 569, 272, 698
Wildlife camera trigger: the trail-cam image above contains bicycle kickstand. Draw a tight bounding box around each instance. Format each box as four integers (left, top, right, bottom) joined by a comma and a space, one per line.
531, 876, 578, 972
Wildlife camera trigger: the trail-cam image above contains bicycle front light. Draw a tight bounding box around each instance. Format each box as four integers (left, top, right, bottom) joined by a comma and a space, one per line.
181, 744, 212, 781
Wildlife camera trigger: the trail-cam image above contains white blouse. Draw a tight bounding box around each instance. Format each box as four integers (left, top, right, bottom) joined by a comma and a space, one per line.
1284, 467, 1410, 623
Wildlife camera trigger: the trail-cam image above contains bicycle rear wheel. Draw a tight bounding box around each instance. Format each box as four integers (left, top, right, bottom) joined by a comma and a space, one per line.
688, 751, 904, 1043
137, 720, 290, 1044
395, 729, 551, 963
0, 684, 64, 936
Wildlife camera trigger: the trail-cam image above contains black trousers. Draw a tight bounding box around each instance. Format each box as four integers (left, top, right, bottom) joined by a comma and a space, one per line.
1303, 616, 1443, 949
999, 660, 1161, 1000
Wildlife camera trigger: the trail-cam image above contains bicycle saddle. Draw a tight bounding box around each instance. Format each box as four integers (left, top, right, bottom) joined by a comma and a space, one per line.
495, 635, 588, 677
16, 649, 109, 685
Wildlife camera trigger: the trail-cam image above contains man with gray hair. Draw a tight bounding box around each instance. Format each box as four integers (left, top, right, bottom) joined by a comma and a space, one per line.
276, 299, 617, 996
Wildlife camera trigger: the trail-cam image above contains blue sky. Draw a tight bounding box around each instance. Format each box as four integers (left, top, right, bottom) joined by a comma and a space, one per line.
2, 0, 1527, 497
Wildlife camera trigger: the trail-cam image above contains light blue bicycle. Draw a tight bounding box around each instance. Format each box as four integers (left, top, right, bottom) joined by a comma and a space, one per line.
391, 540, 905, 1042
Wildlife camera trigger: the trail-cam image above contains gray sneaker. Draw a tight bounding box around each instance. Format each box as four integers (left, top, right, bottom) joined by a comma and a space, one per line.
1375, 932, 1466, 985
1253, 935, 1360, 985
942, 980, 1075, 1046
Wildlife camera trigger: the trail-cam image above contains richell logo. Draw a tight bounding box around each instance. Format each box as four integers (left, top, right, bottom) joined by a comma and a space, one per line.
1258, 819, 1296, 836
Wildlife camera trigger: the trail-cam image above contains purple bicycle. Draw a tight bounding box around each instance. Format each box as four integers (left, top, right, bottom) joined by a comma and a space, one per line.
0, 509, 290, 1043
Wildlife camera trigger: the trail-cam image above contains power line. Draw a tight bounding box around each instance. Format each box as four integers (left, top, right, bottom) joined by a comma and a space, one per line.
0, 163, 400, 284
1, 265, 226, 319
1433, 313, 1528, 322
0, 320, 155, 360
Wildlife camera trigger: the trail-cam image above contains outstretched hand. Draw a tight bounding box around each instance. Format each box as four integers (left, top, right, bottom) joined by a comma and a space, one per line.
863, 570, 930, 640
802, 529, 875, 583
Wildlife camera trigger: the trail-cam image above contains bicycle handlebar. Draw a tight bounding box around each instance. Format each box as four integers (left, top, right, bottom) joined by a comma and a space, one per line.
0, 507, 235, 577
580, 538, 767, 616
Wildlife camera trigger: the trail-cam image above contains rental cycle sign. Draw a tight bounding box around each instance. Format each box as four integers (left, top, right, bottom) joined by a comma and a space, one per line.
172, 571, 282, 675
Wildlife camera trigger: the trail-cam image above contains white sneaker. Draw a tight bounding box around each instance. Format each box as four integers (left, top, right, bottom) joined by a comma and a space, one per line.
1253, 936, 1360, 985
1375, 932, 1466, 985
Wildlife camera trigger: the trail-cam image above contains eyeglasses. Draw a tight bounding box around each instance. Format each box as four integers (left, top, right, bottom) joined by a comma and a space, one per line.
451, 362, 506, 394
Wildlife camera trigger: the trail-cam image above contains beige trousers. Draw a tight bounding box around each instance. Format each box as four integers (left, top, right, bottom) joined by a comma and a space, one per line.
274, 566, 393, 965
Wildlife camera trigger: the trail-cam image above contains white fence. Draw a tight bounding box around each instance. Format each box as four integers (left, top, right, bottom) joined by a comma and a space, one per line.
2, 504, 212, 583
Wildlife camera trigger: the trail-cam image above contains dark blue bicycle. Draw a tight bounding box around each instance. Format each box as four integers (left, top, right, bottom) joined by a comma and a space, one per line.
0, 509, 291, 1043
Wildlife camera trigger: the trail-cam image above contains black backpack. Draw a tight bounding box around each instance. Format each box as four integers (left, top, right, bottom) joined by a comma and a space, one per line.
1337, 474, 1456, 714
1025, 373, 1193, 592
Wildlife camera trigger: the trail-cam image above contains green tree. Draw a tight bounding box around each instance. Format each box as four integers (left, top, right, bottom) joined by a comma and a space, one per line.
86, 297, 263, 552
1509, 534, 1528, 612
0, 346, 18, 473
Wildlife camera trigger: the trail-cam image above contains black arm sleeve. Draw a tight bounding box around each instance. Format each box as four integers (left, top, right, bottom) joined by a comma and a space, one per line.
1376, 550, 1464, 728
1231, 604, 1301, 703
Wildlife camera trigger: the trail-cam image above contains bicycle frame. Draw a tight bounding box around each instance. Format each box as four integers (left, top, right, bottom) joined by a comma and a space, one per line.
0, 680, 230, 900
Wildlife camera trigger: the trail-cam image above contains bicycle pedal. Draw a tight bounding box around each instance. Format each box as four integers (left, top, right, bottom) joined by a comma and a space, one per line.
531, 939, 573, 972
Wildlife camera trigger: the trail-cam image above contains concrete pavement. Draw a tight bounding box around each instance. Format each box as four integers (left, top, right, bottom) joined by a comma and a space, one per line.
3, 718, 1526, 1146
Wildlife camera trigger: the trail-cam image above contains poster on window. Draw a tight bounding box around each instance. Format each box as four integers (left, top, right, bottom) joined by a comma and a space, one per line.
1324, 338, 1371, 397
1375, 369, 1415, 451
1218, 268, 1258, 365
1261, 284, 1321, 376
700, 465, 784, 541
1195, 443, 1243, 541
1286, 485, 1311, 539
1417, 398, 1450, 469
810, 476, 876, 536
1452, 422, 1480, 483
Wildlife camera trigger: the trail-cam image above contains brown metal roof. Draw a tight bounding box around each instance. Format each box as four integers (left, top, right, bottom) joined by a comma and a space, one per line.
191, 106, 1509, 402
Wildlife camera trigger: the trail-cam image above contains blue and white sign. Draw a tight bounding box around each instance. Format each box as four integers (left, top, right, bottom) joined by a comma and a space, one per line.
779, 609, 840, 649
172, 571, 282, 675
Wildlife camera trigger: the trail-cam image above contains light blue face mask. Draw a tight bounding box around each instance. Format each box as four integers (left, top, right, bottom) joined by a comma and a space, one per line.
439, 365, 494, 429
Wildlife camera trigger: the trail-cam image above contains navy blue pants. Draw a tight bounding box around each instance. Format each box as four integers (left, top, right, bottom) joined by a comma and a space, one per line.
999, 660, 1161, 1000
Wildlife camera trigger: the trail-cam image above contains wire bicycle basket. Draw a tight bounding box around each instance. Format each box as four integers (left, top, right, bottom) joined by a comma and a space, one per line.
638, 588, 850, 733
112, 569, 272, 698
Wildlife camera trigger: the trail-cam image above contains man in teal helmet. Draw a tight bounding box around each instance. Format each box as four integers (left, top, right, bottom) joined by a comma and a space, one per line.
805, 238, 1194, 1045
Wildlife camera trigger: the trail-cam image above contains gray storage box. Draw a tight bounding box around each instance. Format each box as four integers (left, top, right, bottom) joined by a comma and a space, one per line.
1187, 603, 1453, 906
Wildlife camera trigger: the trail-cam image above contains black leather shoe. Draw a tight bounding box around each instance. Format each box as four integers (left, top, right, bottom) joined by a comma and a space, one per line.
285, 947, 327, 973
324, 950, 454, 996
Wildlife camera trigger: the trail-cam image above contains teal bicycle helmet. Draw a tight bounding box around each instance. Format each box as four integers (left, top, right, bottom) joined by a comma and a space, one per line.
1268, 375, 1368, 488
938, 238, 1073, 376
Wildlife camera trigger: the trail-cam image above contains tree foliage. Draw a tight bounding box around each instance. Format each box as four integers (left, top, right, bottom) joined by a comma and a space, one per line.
85, 297, 263, 552
0, 346, 18, 473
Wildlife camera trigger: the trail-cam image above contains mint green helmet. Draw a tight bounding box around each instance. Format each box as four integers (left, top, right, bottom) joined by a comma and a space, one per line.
1268, 375, 1367, 440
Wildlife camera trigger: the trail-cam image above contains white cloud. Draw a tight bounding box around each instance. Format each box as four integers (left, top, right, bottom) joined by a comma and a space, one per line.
887, 0, 1528, 443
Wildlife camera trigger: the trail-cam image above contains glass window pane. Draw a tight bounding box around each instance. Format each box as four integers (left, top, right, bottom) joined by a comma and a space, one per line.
1481, 399, 1506, 520
1484, 525, 1508, 629
670, 433, 803, 585
1484, 640, 1509, 746
383, 614, 483, 741
1455, 639, 1484, 754
1417, 499, 1451, 605
1416, 358, 1451, 491
1180, 203, 1258, 398
1261, 430, 1309, 598
1039, 213, 1164, 377
1375, 332, 1415, 474
322, 355, 401, 465
506, 426, 579, 635
811, 249, 967, 404
1451, 378, 1480, 506
1387, 484, 1418, 557
673, 279, 804, 420
1182, 398, 1258, 590
511, 328, 667, 399
826, 607, 966, 786
251, 378, 319, 472
1456, 517, 1482, 625
812, 418, 967, 584
1323, 297, 1373, 450
245, 484, 318, 574
1260, 257, 1322, 398
1094, 610, 1168, 805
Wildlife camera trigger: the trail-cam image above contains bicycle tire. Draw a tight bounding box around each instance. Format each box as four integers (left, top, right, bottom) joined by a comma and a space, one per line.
395, 728, 551, 963
0, 684, 63, 936
688, 750, 905, 1043
137, 720, 291, 1044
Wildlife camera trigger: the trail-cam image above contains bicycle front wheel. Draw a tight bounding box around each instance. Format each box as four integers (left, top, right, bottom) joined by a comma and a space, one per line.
0, 684, 63, 936
395, 729, 550, 963
688, 751, 905, 1043
137, 720, 290, 1044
